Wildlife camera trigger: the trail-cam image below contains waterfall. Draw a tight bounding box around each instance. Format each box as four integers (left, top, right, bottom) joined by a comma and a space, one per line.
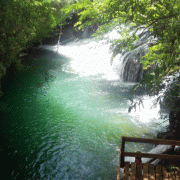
112, 29, 155, 82
43, 25, 155, 83
41, 29, 164, 128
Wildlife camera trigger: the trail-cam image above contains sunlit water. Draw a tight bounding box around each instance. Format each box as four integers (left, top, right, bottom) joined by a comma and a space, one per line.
0, 37, 165, 179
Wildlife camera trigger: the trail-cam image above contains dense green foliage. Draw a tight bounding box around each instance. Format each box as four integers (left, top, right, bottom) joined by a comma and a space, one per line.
65, 0, 180, 87
0, 0, 72, 96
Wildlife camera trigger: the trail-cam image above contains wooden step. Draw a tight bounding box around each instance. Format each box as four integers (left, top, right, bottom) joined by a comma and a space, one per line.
122, 163, 180, 180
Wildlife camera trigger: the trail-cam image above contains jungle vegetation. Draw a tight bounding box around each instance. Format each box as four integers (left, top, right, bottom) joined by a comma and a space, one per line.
65, 0, 180, 84
0, 0, 76, 96
1, 0, 180, 117
64, 0, 180, 116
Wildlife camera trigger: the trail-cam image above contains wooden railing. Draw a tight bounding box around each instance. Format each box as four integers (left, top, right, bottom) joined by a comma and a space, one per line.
117, 136, 180, 180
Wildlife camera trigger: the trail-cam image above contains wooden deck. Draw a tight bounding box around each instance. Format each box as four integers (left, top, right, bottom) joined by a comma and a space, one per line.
117, 137, 180, 180
122, 162, 180, 180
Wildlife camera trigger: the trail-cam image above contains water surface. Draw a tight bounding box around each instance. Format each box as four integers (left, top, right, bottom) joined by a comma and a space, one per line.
0, 38, 163, 179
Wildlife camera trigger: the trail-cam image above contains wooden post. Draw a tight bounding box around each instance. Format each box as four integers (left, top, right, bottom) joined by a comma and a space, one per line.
117, 137, 125, 180
162, 165, 169, 180
136, 164, 142, 180
130, 162, 136, 180
155, 165, 163, 180
149, 164, 155, 180
123, 163, 130, 180
120, 137, 125, 168
143, 163, 149, 180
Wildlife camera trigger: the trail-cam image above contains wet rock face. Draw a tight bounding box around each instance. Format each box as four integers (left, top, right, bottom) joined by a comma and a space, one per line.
42, 13, 99, 45
119, 31, 152, 82
60, 24, 98, 45
41, 24, 98, 45
157, 108, 180, 140
123, 54, 143, 82
168, 109, 180, 139
121, 46, 148, 82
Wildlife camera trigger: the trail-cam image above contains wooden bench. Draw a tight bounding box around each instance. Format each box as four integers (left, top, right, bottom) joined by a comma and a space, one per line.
122, 162, 180, 180
117, 137, 180, 180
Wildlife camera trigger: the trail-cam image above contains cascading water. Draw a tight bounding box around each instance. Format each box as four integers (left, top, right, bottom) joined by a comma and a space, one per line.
0, 31, 165, 179
112, 29, 154, 82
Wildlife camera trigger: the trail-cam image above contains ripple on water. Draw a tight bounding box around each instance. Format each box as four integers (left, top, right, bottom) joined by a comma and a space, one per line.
0, 39, 164, 179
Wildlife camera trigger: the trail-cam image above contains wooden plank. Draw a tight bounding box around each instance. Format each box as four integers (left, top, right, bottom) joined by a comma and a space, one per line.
174, 170, 179, 180
143, 163, 148, 180
136, 164, 142, 180
169, 171, 176, 180
130, 162, 136, 180
174, 167, 180, 180
156, 165, 163, 180
123, 152, 180, 160
123, 163, 130, 180
123, 137, 180, 146
149, 164, 155, 180
162, 166, 169, 180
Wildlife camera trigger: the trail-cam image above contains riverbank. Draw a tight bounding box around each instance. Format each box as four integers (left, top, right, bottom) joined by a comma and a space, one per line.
155, 119, 180, 168
157, 113, 180, 141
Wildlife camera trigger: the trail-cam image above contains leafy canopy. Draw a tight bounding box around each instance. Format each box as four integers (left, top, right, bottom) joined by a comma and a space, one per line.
65, 0, 180, 87
0, 0, 70, 95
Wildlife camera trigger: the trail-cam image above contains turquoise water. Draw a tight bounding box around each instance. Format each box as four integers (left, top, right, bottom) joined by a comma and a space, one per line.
0, 39, 162, 179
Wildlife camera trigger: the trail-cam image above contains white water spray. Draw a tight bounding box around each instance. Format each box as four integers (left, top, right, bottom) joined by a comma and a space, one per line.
41, 29, 165, 131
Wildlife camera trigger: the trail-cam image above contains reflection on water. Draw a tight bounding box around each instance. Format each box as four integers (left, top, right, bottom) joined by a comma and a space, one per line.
0, 38, 163, 179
